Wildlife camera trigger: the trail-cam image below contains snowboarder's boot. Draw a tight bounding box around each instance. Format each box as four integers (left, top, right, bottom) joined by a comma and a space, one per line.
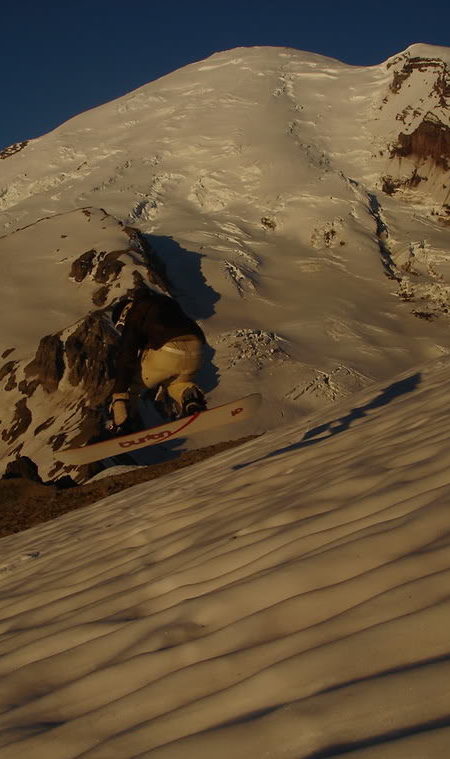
180, 386, 207, 418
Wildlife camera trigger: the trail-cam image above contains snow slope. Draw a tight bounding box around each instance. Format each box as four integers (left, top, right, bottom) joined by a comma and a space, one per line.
0, 353, 449, 757
0, 43, 449, 480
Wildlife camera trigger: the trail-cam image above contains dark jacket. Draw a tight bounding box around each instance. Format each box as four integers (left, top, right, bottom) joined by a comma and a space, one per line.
113, 290, 205, 393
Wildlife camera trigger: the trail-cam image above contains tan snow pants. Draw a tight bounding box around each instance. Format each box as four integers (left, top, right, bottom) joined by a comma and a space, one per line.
140, 334, 204, 405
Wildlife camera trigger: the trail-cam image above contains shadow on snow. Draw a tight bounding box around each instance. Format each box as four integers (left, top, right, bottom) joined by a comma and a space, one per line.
147, 233, 220, 394
234, 373, 422, 471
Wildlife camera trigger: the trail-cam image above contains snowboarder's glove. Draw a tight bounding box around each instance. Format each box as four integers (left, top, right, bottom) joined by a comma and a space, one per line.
110, 392, 130, 428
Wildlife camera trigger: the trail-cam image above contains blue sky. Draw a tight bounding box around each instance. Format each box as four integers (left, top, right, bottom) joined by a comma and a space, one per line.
1, 0, 449, 150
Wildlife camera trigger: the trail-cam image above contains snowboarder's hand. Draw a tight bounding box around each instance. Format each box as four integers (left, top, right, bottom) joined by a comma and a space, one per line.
110, 392, 130, 428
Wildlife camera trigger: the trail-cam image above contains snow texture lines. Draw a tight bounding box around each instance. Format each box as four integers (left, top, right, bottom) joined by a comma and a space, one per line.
1, 360, 450, 755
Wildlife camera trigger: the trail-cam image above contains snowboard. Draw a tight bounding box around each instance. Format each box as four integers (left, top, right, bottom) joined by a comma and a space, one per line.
56, 393, 262, 466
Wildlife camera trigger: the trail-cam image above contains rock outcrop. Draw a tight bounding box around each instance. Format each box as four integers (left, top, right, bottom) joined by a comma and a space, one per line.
25, 334, 65, 394
0, 208, 172, 482
381, 52, 450, 209
391, 113, 449, 170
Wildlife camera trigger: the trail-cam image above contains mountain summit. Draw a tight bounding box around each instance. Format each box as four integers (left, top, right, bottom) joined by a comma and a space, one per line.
0, 44, 449, 480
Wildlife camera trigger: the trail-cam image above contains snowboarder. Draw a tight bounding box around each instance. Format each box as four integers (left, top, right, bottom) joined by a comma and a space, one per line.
108, 287, 207, 434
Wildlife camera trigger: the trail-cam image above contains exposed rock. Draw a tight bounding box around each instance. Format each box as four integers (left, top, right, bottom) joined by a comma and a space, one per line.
34, 417, 56, 436
388, 56, 449, 102
132, 270, 147, 290
411, 309, 438, 320
48, 458, 102, 485
67, 404, 105, 447
0, 435, 256, 537
224, 261, 256, 297
0, 361, 17, 383
70, 249, 97, 281
3, 456, 43, 483
11, 443, 24, 457
92, 285, 110, 306
261, 217, 277, 230
367, 193, 401, 282
5, 373, 17, 391
25, 334, 65, 393
71, 249, 127, 289
18, 378, 40, 397
395, 105, 422, 125
0, 141, 28, 159
49, 432, 67, 451
93, 251, 125, 283
433, 69, 450, 108
311, 218, 345, 249
0, 209, 176, 484
382, 169, 428, 195
390, 114, 450, 171
88, 251, 128, 306
0, 361, 18, 391
2, 399, 32, 443
286, 364, 369, 405
65, 314, 116, 405
70, 228, 173, 307
218, 329, 290, 369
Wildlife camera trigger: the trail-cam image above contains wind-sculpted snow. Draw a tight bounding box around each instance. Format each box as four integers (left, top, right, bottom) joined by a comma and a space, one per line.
0, 355, 449, 757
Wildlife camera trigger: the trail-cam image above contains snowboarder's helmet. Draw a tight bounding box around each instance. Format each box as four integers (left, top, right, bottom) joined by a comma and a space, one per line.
111, 299, 133, 332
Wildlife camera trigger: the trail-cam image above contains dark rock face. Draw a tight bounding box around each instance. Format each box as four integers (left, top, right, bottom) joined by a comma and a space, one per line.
65, 313, 116, 406
381, 169, 428, 195
0, 212, 175, 484
5, 373, 17, 391
91, 251, 127, 306
388, 56, 450, 104
70, 249, 97, 281
93, 251, 125, 283
0, 361, 18, 385
0, 361, 19, 391
18, 378, 40, 397
34, 417, 56, 435
0, 141, 28, 159
92, 286, 110, 306
3, 456, 43, 483
49, 432, 67, 454
391, 114, 450, 171
70, 249, 127, 287
2, 399, 32, 443
0, 361, 17, 380
69, 235, 168, 308
25, 334, 65, 393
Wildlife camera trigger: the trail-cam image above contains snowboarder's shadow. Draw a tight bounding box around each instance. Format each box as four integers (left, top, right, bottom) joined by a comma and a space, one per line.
146, 233, 220, 393
234, 372, 421, 470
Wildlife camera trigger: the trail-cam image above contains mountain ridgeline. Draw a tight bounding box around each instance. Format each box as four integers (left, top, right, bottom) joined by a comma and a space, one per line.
0, 43, 449, 481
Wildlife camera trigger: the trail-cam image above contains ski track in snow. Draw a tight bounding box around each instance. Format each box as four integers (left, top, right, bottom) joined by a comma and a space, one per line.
0, 357, 450, 757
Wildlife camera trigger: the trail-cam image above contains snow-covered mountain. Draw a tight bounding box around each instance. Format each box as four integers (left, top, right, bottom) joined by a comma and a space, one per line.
0, 43, 449, 481
1, 44, 450, 759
